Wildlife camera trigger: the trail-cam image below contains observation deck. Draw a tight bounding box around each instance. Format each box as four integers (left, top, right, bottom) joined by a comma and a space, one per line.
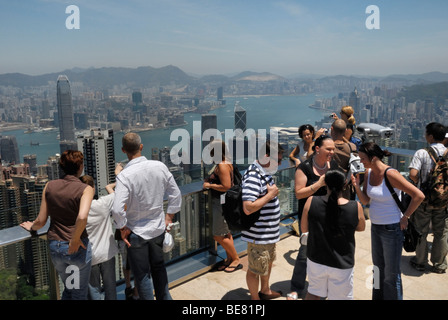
1, 147, 447, 301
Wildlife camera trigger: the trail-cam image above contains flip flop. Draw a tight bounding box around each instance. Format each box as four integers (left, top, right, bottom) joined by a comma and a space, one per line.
224, 263, 243, 273
215, 260, 230, 271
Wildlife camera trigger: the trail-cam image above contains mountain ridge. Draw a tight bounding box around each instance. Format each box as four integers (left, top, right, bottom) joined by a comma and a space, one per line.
1, 65, 447, 88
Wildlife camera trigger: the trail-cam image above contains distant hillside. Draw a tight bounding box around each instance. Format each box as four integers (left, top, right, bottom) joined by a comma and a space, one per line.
397, 81, 448, 104
0, 66, 288, 88
2, 66, 447, 90
196, 71, 285, 85
231, 71, 285, 82
384, 71, 448, 83
0, 65, 196, 88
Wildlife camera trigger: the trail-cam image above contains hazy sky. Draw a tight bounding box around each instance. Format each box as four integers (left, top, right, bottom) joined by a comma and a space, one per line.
1, 0, 448, 77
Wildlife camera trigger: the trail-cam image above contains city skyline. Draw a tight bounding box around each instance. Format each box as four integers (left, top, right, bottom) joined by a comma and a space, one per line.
1, 1, 448, 77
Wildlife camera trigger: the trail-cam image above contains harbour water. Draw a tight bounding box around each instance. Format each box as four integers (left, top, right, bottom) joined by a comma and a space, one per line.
3, 93, 335, 165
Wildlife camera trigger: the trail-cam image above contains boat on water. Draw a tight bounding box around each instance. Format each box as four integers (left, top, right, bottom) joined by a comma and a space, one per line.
30, 141, 39, 146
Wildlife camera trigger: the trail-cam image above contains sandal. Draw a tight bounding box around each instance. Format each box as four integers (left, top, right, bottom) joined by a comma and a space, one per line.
224, 264, 243, 273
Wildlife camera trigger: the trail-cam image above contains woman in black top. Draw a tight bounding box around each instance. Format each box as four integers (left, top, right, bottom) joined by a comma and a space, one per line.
295, 135, 340, 221
203, 140, 241, 272
301, 170, 365, 300
287, 135, 338, 300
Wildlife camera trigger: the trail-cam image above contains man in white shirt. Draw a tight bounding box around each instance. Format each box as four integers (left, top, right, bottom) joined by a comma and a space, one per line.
112, 132, 182, 300
409, 122, 448, 274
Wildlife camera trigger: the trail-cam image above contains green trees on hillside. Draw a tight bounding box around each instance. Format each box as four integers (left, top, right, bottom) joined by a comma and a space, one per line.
0, 268, 50, 300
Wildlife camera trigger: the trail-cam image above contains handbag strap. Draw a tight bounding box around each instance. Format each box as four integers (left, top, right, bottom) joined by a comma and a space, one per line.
384, 167, 405, 213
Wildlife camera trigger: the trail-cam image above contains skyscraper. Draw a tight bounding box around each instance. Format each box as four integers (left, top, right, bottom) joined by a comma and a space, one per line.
0, 136, 20, 164
349, 87, 360, 118
77, 129, 116, 198
234, 102, 246, 137
231, 103, 249, 163
23, 154, 37, 176
41, 100, 50, 119
201, 114, 217, 150
56, 75, 77, 153
0, 176, 51, 292
132, 90, 143, 105
217, 87, 223, 101
46, 154, 61, 180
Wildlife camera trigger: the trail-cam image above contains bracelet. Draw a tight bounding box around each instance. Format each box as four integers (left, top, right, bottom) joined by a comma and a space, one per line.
30, 229, 38, 237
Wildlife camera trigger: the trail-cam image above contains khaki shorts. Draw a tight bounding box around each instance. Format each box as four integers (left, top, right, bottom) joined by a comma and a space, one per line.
247, 242, 276, 276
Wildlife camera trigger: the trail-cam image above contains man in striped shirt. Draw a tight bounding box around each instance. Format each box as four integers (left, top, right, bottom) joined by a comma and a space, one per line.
242, 141, 284, 300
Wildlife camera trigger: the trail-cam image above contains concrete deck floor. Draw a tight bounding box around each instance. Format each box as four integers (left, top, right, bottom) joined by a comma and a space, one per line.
169, 220, 448, 300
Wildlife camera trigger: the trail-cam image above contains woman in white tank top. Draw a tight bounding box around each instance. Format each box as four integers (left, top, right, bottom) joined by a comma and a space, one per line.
365, 169, 403, 225
351, 142, 424, 300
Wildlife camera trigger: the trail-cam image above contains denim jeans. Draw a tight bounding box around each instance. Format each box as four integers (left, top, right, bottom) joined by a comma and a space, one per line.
371, 223, 404, 300
127, 232, 172, 300
290, 244, 307, 293
49, 238, 92, 300
290, 217, 307, 293
88, 257, 117, 300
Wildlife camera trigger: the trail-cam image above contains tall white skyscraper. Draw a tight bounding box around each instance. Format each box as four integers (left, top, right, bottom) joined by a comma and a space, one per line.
56, 75, 77, 153
77, 129, 116, 198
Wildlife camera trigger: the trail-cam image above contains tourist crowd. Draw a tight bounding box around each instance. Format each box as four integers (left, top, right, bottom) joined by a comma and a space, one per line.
20, 106, 448, 300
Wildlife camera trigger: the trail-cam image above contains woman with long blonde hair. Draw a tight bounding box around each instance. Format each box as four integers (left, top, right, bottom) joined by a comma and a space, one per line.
331, 106, 361, 149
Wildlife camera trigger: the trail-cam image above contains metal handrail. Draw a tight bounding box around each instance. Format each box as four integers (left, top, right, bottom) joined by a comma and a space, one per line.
0, 160, 294, 247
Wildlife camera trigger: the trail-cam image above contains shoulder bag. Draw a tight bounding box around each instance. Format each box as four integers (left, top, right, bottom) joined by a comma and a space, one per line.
384, 168, 421, 253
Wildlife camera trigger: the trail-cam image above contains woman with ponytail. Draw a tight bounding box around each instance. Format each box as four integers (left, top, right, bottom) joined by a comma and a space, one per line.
301, 169, 365, 300
287, 135, 338, 299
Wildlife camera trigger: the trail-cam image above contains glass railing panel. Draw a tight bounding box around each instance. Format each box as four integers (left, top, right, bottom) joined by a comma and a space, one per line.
0, 236, 53, 300
163, 190, 210, 263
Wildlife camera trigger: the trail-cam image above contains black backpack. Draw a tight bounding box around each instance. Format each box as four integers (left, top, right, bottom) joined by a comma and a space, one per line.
222, 165, 262, 232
